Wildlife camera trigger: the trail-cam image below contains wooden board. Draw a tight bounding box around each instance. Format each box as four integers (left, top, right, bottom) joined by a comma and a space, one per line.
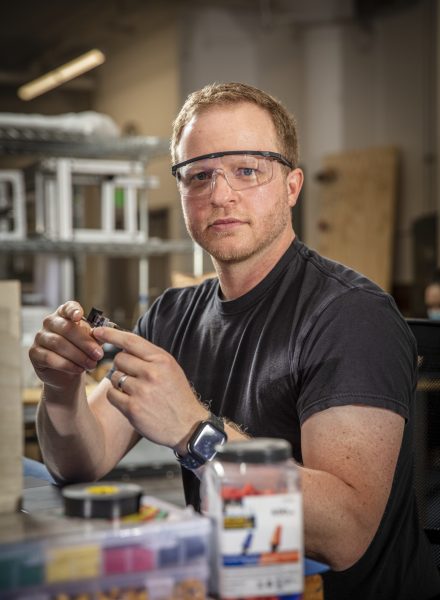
316, 147, 398, 292
0, 280, 23, 513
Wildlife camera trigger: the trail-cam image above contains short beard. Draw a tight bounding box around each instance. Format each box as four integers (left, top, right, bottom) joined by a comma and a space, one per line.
184, 199, 291, 265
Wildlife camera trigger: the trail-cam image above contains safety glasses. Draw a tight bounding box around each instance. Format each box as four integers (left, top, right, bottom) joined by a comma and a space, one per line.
171, 150, 293, 199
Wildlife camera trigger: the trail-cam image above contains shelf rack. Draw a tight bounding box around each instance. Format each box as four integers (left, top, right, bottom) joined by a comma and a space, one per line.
0, 115, 192, 310
1, 238, 193, 257
0, 135, 170, 160
0, 112, 169, 159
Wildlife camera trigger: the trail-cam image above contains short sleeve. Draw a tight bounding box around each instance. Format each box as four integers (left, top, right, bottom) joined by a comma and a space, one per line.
296, 289, 417, 425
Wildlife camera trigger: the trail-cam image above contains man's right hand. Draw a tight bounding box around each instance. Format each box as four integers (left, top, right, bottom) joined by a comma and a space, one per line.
29, 301, 104, 392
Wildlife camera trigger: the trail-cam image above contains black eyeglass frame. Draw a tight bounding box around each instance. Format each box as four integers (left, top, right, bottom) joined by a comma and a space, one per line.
171, 150, 293, 177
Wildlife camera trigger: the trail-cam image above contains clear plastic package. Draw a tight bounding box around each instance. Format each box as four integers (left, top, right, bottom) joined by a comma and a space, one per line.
0, 496, 210, 599
202, 438, 304, 600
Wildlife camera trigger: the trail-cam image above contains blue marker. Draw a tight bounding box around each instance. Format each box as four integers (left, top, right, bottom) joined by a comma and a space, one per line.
242, 532, 253, 554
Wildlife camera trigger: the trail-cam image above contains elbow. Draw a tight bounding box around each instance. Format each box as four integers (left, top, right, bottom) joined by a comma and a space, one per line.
326, 514, 380, 571
43, 460, 101, 486
39, 446, 106, 486
329, 536, 371, 571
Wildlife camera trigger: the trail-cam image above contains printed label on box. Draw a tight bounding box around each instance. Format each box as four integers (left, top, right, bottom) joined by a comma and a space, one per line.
46, 544, 100, 582
220, 492, 303, 597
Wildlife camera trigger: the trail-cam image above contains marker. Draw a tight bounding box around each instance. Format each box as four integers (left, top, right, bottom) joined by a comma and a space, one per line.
271, 525, 282, 552
242, 532, 253, 554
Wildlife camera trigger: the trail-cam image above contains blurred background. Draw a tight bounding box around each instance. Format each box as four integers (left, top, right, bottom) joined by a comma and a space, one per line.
0, 0, 438, 470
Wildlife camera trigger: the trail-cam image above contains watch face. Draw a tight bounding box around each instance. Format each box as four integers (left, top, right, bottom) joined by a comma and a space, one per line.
190, 422, 226, 462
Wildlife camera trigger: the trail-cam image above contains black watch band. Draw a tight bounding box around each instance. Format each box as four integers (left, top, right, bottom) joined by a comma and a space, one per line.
175, 412, 226, 470
206, 412, 225, 433
175, 450, 204, 470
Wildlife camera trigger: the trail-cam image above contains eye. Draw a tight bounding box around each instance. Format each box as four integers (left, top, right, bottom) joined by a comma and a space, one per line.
184, 167, 214, 184
179, 168, 212, 186
230, 158, 260, 177
239, 167, 257, 176
192, 170, 211, 182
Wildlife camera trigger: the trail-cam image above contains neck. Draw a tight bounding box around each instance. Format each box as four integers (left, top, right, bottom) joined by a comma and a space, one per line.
213, 231, 295, 300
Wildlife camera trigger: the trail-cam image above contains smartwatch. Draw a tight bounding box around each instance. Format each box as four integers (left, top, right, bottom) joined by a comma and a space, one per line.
175, 413, 227, 470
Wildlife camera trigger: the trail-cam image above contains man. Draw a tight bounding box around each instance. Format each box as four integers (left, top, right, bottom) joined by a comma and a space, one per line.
425, 269, 440, 320
31, 82, 439, 599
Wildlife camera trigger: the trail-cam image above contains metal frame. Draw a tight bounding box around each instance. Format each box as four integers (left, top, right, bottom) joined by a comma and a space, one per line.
23, 157, 161, 302
33, 157, 159, 242
0, 170, 26, 240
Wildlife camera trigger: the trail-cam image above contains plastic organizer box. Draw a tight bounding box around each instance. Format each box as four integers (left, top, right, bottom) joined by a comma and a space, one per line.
0, 496, 211, 599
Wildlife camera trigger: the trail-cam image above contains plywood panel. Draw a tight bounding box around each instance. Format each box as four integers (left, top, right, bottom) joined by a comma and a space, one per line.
316, 147, 398, 292
0, 280, 23, 513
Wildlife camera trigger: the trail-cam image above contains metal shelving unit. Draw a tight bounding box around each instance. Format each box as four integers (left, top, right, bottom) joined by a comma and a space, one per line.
0, 115, 192, 309
0, 112, 169, 159
1, 237, 193, 256
0, 136, 170, 160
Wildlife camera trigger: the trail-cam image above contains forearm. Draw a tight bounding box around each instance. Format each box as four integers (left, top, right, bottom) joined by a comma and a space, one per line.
194, 418, 380, 571
299, 464, 380, 570
208, 434, 377, 569
36, 374, 107, 483
194, 426, 376, 568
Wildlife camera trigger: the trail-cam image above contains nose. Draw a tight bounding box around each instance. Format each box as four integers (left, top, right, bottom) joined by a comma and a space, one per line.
209, 169, 234, 205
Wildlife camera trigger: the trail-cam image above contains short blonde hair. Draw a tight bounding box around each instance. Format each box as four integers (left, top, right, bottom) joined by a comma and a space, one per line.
171, 82, 299, 168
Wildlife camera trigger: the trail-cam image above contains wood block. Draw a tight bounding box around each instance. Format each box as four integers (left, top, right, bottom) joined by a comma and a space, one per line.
316, 146, 398, 292
0, 281, 23, 513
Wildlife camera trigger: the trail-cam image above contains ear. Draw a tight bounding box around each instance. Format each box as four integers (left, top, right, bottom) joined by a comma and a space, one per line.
286, 168, 304, 208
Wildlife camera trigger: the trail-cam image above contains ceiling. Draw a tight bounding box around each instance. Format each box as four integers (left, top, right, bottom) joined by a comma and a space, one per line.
0, 0, 155, 89
0, 0, 420, 96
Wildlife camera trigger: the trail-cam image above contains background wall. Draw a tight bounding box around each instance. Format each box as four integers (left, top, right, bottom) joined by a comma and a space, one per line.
94, 9, 179, 214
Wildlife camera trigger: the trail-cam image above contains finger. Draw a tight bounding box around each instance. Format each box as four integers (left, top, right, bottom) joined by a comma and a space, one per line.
57, 301, 85, 322
30, 345, 85, 375
113, 353, 148, 377
110, 370, 134, 393
35, 329, 102, 369
106, 385, 132, 419
45, 314, 103, 362
92, 327, 158, 360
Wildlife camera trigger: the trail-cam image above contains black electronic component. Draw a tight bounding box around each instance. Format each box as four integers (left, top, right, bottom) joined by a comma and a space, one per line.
84, 306, 124, 330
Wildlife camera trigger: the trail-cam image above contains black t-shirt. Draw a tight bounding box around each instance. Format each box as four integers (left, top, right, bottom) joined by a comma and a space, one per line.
135, 238, 440, 600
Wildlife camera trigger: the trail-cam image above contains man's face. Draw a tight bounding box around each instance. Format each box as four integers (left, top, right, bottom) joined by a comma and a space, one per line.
175, 102, 302, 265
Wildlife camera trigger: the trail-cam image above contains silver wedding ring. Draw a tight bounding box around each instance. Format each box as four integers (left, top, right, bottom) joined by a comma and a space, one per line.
117, 374, 129, 391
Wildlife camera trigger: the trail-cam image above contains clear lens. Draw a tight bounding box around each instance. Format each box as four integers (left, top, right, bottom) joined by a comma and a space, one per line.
176, 154, 275, 198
